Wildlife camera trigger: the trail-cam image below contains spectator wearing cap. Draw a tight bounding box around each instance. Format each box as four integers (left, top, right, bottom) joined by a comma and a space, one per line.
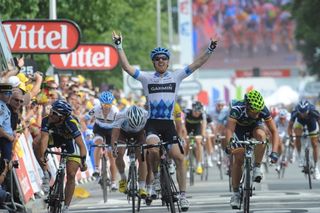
0, 84, 14, 160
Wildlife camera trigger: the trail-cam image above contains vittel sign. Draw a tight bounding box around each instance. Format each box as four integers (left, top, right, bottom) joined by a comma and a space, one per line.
49, 44, 119, 70
2, 19, 80, 53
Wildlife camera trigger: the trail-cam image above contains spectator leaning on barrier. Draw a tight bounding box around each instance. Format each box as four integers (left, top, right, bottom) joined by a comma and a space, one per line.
0, 83, 14, 161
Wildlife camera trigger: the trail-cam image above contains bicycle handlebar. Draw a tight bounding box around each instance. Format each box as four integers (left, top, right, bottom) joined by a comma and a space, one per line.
236, 138, 267, 146
45, 149, 82, 159
141, 138, 184, 161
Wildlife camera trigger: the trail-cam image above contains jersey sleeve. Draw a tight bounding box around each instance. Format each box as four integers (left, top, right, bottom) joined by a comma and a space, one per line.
113, 111, 126, 129
65, 117, 82, 138
41, 117, 50, 132
173, 66, 192, 82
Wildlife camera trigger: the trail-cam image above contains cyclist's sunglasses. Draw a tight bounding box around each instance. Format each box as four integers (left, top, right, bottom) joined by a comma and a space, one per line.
154, 56, 169, 61
101, 103, 112, 108
247, 106, 260, 113
50, 109, 63, 117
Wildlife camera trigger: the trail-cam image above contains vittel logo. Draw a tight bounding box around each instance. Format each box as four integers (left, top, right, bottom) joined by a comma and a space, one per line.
3, 20, 80, 53
49, 44, 119, 70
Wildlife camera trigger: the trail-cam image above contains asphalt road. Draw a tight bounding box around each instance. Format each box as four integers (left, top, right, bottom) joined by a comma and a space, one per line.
36, 158, 320, 213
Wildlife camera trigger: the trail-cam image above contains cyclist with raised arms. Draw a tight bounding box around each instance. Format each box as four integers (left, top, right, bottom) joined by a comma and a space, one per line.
38, 100, 87, 213
112, 30, 217, 212
111, 105, 148, 198
225, 90, 279, 209
184, 101, 207, 175
288, 100, 320, 179
88, 91, 119, 191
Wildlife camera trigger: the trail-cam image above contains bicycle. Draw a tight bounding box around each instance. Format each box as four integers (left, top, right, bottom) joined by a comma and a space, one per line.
200, 138, 209, 182
90, 144, 113, 203
276, 135, 294, 179
293, 132, 319, 189
141, 136, 184, 213
115, 138, 142, 213
44, 148, 82, 213
234, 138, 266, 213
215, 135, 226, 180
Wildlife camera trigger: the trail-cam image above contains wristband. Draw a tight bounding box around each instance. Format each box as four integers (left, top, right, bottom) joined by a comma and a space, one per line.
113, 37, 122, 50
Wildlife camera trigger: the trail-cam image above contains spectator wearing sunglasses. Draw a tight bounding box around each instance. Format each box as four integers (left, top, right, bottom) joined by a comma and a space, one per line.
7, 88, 24, 132
0, 83, 15, 160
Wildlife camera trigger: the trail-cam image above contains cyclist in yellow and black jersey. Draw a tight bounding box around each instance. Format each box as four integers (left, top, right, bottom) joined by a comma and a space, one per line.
183, 101, 207, 175
37, 100, 87, 212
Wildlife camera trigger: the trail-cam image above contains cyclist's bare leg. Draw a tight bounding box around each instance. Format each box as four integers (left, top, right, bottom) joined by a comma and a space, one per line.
184, 138, 190, 156
146, 134, 161, 176
252, 128, 267, 164
231, 150, 244, 191
195, 136, 203, 164
93, 137, 103, 171
115, 147, 126, 179
169, 143, 186, 192
311, 137, 319, 164
106, 151, 117, 182
293, 127, 303, 157
65, 160, 80, 206
136, 147, 147, 182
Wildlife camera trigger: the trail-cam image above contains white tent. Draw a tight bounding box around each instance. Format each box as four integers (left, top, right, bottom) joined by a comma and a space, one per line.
265, 86, 299, 107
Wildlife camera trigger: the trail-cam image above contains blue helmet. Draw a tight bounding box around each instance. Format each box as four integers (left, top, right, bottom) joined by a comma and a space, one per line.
150, 47, 170, 60
99, 91, 114, 104
297, 100, 310, 113
52, 100, 72, 116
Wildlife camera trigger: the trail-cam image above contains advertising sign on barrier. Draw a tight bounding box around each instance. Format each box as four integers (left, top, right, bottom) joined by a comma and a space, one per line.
49, 44, 119, 70
2, 19, 80, 53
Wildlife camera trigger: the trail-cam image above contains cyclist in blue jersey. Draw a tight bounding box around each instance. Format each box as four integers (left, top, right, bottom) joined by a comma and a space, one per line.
225, 90, 279, 209
288, 100, 320, 179
112, 31, 217, 212
37, 100, 87, 213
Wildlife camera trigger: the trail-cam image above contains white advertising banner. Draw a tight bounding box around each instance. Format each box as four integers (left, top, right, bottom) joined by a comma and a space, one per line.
178, 0, 193, 66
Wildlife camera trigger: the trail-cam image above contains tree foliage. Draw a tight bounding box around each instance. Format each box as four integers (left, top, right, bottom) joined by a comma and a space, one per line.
1, 0, 169, 88
291, 0, 320, 77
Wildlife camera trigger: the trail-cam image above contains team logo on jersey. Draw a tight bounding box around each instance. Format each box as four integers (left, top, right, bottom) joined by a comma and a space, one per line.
148, 83, 176, 94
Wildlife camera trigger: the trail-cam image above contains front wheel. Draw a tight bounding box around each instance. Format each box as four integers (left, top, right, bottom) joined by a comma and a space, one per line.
305, 148, 312, 189
101, 156, 109, 203
160, 166, 176, 213
243, 159, 251, 213
48, 171, 64, 213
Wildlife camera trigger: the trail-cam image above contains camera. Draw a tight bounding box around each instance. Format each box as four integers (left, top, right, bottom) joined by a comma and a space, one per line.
9, 160, 19, 169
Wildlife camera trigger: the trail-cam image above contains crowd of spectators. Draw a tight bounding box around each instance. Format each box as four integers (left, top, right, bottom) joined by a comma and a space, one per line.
0, 57, 147, 207
193, 0, 294, 56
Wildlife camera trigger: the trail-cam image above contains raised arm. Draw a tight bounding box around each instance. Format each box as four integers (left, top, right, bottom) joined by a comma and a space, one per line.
188, 39, 218, 73
112, 31, 136, 76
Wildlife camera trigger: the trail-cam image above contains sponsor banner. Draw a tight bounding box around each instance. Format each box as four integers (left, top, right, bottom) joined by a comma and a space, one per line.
3, 19, 80, 53
178, 0, 193, 65
13, 135, 34, 203
49, 44, 119, 70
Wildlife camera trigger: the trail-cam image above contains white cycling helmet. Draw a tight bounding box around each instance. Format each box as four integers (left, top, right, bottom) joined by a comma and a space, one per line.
127, 105, 145, 129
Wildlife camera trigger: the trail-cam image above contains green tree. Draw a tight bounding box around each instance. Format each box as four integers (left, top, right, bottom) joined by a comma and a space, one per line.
1, 0, 169, 88
291, 0, 320, 77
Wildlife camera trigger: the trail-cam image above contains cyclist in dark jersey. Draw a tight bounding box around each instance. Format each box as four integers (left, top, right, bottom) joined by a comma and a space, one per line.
225, 90, 279, 209
184, 101, 207, 175
288, 100, 320, 179
38, 100, 87, 212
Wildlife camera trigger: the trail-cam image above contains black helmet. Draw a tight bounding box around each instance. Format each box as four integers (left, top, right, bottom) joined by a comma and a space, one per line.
192, 101, 203, 112
297, 100, 310, 113
51, 100, 72, 116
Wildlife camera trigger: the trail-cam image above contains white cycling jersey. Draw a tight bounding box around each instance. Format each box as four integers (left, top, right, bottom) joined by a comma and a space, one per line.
87, 102, 118, 129
113, 108, 148, 133
133, 67, 192, 120
274, 115, 290, 138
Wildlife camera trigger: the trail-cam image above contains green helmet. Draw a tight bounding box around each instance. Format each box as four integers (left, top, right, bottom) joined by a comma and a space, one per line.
244, 90, 265, 112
